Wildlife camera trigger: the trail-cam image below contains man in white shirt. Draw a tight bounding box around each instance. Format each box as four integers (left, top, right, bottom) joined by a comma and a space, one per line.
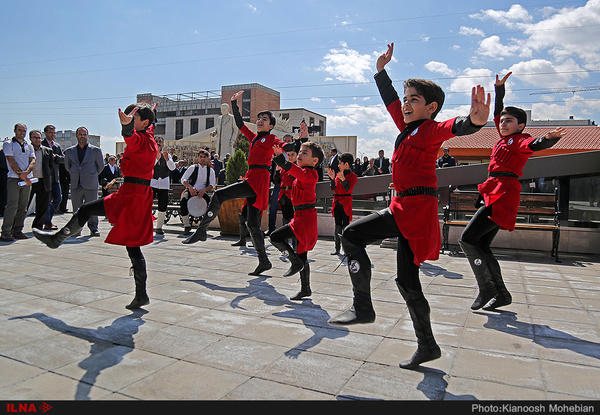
180, 149, 215, 235
1, 124, 35, 241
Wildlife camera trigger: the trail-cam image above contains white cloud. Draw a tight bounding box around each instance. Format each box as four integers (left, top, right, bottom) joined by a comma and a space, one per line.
459, 26, 485, 37
356, 137, 394, 159
507, 58, 587, 88
470, 4, 533, 28
425, 61, 456, 76
318, 47, 374, 83
477, 36, 530, 60
449, 68, 494, 94
248, 4, 257, 13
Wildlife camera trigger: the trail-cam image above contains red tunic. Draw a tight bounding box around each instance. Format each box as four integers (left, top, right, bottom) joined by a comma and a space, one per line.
277, 168, 295, 202
103, 125, 158, 247
287, 163, 319, 255
478, 114, 535, 231
240, 125, 285, 211
331, 170, 357, 221
386, 99, 459, 265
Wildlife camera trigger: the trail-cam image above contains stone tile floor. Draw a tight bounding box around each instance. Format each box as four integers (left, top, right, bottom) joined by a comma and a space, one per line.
0, 215, 599, 401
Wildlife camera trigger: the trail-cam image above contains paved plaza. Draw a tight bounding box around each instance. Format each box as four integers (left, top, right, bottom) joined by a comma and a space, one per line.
0, 213, 599, 402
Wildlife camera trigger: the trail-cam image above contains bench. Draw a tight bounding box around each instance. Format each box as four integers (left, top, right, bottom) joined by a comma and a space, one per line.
442, 186, 561, 262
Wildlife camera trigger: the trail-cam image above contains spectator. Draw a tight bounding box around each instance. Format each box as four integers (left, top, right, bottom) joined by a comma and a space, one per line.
1, 123, 35, 241
363, 158, 377, 176
99, 155, 122, 197
437, 147, 457, 168
0, 144, 8, 217
64, 126, 104, 236
28, 130, 54, 230
352, 157, 364, 176
374, 149, 390, 175
329, 148, 339, 173
42, 124, 64, 229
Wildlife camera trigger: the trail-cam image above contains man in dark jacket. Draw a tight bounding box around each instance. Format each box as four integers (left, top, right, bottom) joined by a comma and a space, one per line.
28, 130, 54, 230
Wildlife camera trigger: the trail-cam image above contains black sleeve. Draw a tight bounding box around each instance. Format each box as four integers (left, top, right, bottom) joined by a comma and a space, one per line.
121, 121, 135, 138
494, 83, 505, 118
273, 153, 292, 171
374, 69, 399, 108
231, 100, 244, 129
452, 116, 484, 136
273, 169, 282, 185
329, 177, 336, 190
529, 136, 561, 151
341, 180, 350, 192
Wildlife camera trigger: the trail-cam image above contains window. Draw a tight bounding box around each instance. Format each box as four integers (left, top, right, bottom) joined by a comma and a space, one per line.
206, 117, 215, 129
190, 118, 199, 135
175, 119, 183, 140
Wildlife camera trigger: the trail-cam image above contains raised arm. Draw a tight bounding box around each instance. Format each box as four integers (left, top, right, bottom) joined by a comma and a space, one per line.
230, 90, 245, 129
494, 72, 511, 118
529, 127, 565, 151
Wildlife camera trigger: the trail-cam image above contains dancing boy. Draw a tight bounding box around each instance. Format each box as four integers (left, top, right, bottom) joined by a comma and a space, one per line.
459, 72, 564, 311
270, 141, 324, 300
182, 90, 297, 276
329, 43, 490, 370
34, 103, 159, 310
327, 152, 357, 255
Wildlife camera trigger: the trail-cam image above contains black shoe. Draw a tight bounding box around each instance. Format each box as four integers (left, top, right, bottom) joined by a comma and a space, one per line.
399, 345, 441, 370
182, 228, 206, 244
155, 228, 164, 235
328, 306, 376, 325
248, 259, 272, 276
231, 239, 246, 247
90, 230, 100, 237
126, 294, 149, 310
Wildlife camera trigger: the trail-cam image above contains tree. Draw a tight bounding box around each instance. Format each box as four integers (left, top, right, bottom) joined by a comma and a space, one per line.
225, 149, 248, 186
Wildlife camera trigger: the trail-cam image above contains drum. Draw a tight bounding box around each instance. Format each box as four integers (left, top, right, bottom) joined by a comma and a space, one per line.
188, 196, 208, 217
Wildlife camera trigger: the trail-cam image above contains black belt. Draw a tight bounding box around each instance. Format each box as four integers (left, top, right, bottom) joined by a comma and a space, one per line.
248, 164, 270, 170
334, 194, 352, 197
281, 186, 292, 190
124, 176, 151, 186
396, 186, 437, 198
294, 203, 316, 212
489, 171, 519, 178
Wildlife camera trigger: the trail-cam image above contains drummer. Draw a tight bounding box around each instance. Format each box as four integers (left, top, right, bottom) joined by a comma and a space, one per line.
180, 149, 216, 235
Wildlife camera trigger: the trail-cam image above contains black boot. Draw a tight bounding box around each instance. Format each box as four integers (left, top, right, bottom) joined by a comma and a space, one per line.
126, 258, 149, 310
328, 235, 376, 325
331, 225, 342, 255
459, 240, 498, 310
248, 231, 272, 276
231, 213, 248, 246
32, 213, 83, 249
397, 282, 441, 369
182, 194, 220, 244
482, 253, 512, 310
270, 238, 304, 277
290, 259, 311, 300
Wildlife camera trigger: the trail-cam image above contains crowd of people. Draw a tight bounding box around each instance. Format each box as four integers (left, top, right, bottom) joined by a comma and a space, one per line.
1, 41, 566, 370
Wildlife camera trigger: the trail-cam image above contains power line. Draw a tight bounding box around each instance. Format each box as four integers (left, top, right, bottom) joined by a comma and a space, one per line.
0, 0, 586, 68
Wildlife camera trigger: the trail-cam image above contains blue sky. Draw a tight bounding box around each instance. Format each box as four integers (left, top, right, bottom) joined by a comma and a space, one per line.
1, 0, 598, 158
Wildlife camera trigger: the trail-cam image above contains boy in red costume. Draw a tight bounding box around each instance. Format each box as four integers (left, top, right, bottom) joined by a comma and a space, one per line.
182, 90, 300, 276
327, 152, 358, 255
33, 103, 159, 310
329, 43, 490, 370
459, 72, 564, 311
270, 141, 324, 300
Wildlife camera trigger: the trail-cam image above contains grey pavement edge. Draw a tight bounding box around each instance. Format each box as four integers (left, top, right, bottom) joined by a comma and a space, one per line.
0, 214, 599, 401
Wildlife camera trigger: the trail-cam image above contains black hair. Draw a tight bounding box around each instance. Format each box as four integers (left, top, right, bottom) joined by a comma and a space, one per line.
404, 78, 445, 119
500, 106, 527, 127
257, 110, 276, 127
339, 152, 354, 165
302, 141, 324, 167
125, 102, 155, 125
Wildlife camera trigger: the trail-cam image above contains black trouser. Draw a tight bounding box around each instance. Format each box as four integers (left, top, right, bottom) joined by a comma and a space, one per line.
29, 180, 50, 230
207, 180, 262, 236
343, 208, 420, 291
76, 198, 144, 261
333, 201, 350, 229
460, 205, 500, 252
153, 187, 169, 212
270, 224, 308, 263
279, 194, 294, 224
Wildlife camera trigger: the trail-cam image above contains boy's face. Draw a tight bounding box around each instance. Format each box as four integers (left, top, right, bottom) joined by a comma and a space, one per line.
133, 112, 150, 132
499, 114, 525, 137
197, 153, 209, 166
256, 113, 274, 132
339, 161, 350, 171
402, 86, 438, 123
286, 151, 298, 163
297, 145, 318, 167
